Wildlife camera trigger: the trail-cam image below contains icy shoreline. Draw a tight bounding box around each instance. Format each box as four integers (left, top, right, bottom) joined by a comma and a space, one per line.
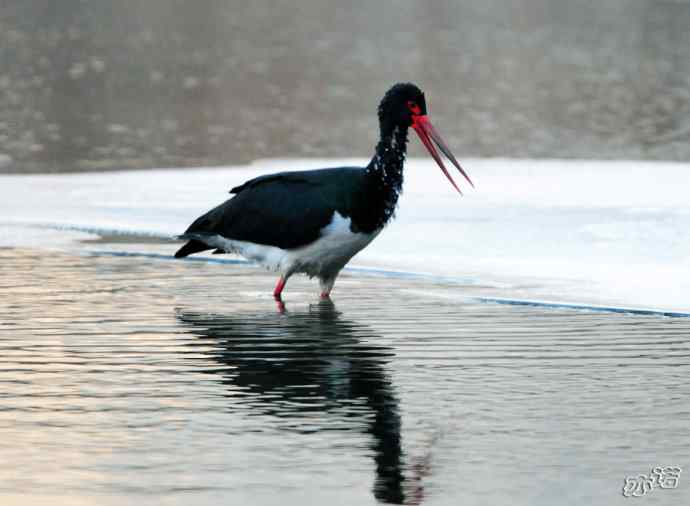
2, 158, 689, 313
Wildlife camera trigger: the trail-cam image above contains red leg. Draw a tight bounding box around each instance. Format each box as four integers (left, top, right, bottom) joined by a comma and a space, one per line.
319, 275, 336, 299
273, 276, 286, 300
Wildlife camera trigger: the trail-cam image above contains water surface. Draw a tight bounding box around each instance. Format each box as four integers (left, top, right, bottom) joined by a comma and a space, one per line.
1, 244, 689, 505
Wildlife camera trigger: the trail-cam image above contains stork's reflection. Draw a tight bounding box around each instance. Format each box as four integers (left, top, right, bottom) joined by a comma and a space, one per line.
176, 300, 424, 504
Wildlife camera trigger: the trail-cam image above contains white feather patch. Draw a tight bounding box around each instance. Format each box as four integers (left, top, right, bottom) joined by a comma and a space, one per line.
211, 212, 379, 278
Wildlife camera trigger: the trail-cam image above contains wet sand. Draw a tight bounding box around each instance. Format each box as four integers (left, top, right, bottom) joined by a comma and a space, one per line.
1, 240, 689, 505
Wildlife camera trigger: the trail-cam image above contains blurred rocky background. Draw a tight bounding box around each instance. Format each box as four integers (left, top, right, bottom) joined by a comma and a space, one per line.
1, 0, 689, 173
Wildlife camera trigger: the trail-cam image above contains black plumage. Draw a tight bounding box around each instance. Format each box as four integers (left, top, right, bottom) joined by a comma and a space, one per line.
176, 167, 372, 255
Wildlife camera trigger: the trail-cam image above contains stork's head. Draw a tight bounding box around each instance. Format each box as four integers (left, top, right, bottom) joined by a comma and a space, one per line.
378, 82, 473, 194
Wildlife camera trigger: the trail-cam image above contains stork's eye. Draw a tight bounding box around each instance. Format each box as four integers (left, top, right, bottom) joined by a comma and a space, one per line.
406, 101, 421, 115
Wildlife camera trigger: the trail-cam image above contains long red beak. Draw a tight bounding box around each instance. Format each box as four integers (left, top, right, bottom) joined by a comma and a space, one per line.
411, 115, 474, 195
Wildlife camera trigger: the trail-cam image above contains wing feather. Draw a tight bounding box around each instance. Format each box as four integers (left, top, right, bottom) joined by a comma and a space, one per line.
181, 167, 365, 251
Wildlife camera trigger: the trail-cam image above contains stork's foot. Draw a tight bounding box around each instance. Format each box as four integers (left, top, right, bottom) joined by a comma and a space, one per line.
318, 275, 337, 301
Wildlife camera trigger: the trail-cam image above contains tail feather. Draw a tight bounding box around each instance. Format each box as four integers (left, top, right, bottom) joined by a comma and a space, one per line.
174, 239, 212, 258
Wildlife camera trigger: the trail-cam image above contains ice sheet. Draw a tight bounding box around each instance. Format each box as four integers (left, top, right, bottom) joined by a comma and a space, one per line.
1, 158, 689, 313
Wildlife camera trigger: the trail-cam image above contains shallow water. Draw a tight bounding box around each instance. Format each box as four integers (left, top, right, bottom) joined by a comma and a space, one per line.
1, 244, 689, 505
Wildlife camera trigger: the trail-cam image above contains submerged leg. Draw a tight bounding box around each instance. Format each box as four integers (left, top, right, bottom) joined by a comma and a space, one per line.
273, 276, 287, 300
319, 274, 337, 299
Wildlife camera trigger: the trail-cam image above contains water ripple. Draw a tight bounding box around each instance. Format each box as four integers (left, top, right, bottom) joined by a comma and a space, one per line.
1, 248, 689, 505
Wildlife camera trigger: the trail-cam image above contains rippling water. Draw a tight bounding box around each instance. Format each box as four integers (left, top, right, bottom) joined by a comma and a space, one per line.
1, 246, 689, 505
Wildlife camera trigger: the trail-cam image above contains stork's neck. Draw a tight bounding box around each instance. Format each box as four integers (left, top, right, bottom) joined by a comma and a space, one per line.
365, 125, 408, 226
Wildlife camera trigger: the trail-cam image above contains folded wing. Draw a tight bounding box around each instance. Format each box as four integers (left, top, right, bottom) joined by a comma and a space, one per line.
175, 168, 365, 257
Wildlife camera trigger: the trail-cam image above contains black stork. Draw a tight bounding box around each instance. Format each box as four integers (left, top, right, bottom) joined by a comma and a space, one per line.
175, 82, 473, 300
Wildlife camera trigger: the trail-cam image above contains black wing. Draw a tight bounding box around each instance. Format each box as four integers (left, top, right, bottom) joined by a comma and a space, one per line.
175, 167, 366, 257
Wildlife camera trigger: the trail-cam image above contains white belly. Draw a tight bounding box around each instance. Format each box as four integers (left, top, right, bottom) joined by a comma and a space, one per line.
210, 212, 380, 278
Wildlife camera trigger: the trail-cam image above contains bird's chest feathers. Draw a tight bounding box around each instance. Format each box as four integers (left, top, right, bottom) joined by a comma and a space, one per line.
291, 212, 379, 275
216, 212, 379, 277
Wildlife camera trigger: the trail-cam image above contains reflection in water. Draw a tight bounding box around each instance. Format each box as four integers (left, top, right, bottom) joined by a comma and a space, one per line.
4, 249, 690, 504
176, 300, 423, 504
